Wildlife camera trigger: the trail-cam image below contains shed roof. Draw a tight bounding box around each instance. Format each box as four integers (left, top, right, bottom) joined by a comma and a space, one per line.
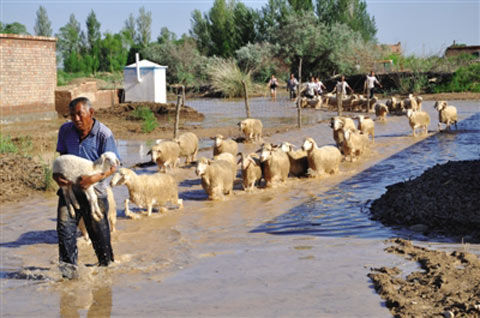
125, 59, 167, 69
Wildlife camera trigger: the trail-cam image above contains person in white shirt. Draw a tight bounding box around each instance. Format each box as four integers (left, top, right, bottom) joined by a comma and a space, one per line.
286, 73, 299, 100
304, 76, 317, 99
314, 77, 327, 96
364, 71, 382, 99
335, 75, 353, 115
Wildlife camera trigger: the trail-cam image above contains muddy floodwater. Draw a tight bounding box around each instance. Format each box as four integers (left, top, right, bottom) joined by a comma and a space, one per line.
1, 98, 479, 317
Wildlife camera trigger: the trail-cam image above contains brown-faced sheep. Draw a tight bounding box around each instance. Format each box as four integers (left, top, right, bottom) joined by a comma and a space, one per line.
280, 142, 309, 177
375, 103, 389, 121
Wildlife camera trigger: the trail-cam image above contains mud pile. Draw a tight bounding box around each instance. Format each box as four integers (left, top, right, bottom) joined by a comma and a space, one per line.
370, 160, 480, 241
369, 238, 480, 317
96, 102, 205, 122
0, 154, 51, 204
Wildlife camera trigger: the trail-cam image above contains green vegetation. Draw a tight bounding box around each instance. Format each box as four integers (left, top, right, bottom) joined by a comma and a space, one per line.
34, 6, 52, 36
132, 106, 158, 133
207, 58, 252, 98
0, 135, 18, 154
435, 63, 480, 93
0, 21, 29, 35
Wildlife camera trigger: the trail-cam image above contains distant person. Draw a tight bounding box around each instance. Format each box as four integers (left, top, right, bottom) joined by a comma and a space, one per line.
335, 75, 353, 115
304, 76, 317, 99
286, 73, 299, 100
267, 75, 278, 101
53, 97, 120, 279
314, 77, 327, 96
364, 71, 382, 99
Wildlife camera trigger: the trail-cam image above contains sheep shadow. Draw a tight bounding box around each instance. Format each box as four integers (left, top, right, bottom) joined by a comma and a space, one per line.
0, 266, 52, 281
179, 189, 208, 201
0, 230, 58, 248
179, 178, 202, 187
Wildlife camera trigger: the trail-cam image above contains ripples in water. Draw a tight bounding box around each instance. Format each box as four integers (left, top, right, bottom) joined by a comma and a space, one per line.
252, 113, 480, 240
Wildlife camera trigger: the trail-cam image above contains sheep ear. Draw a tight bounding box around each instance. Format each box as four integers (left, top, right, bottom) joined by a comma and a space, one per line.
250, 153, 259, 159
147, 150, 152, 156
248, 157, 256, 165
115, 158, 121, 166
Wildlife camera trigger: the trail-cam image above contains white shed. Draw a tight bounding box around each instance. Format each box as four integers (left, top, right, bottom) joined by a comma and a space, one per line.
123, 57, 168, 103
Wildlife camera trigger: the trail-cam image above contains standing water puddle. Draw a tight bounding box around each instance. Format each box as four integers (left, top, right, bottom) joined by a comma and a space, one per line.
252, 112, 480, 240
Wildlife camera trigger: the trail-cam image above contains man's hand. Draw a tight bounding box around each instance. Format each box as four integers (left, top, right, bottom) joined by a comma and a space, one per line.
53, 173, 72, 187
78, 165, 117, 190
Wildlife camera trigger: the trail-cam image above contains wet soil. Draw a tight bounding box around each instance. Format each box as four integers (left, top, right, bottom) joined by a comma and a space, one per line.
370, 160, 480, 242
369, 238, 480, 318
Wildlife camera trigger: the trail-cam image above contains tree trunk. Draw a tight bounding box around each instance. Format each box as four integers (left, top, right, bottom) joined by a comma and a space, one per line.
242, 80, 251, 118
297, 57, 303, 129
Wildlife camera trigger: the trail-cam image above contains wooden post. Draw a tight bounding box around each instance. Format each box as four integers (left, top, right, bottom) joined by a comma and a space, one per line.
181, 85, 186, 108
242, 80, 251, 118
296, 57, 303, 129
173, 94, 182, 139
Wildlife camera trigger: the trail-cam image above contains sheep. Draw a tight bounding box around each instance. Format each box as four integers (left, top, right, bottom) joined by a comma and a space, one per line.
375, 103, 389, 121
259, 143, 290, 187
385, 96, 404, 115
238, 118, 263, 142
406, 109, 430, 137
78, 186, 117, 242
403, 94, 422, 111
148, 140, 181, 172
175, 132, 199, 164
110, 168, 182, 217
301, 138, 342, 177
52, 151, 120, 222
341, 129, 369, 161
212, 134, 238, 157
213, 152, 238, 178
196, 157, 236, 200
434, 100, 458, 131
330, 116, 357, 152
238, 152, 262, 191
280, 142, 309, 177
356, 115, 375, 142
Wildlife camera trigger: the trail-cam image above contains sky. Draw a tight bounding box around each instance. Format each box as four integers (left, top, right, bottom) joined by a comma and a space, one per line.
1, 0, 479, 56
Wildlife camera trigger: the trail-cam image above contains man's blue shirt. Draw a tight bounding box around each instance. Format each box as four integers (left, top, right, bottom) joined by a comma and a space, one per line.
56, 119, 120, 197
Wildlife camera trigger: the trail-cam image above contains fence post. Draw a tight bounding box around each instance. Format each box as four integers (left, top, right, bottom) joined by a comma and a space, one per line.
242, 80, 251, 118
181, 85, 186, 108
296, 57, 303, 129
173, 94, 182, 139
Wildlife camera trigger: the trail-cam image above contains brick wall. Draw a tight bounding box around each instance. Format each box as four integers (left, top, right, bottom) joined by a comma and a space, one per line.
0, 34, 57, 122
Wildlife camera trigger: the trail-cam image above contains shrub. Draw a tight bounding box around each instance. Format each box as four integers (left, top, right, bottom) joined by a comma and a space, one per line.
207, 58, 252, 98
0, 134, 18, 154
132, 106, 158, 133
435, 63, 480, 93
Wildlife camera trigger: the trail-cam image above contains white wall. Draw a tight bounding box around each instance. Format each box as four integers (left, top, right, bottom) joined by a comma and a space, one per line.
124, 68, 155, 102
154, 68, 167, 103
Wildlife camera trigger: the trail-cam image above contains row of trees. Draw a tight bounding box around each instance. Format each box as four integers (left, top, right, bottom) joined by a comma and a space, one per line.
2, 0, 381, 86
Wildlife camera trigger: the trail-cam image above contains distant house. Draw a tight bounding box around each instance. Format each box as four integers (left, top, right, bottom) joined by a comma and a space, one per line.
445, 41, 480, 58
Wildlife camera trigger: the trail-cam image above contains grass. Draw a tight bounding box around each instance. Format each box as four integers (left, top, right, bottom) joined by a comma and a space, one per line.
207, 59, 252, 98
131, 106, 158, 133
0, 134, 18, 154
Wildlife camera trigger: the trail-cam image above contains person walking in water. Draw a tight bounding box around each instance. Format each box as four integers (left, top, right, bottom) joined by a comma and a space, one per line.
364, 71, 382, 112
267, 75, 278, 101
286, 73, 299, 100
335, 75, 353, 116
53, 97, 120, 279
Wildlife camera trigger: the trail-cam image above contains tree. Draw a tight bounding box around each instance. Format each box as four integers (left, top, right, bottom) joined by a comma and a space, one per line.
34, 6, 52, 36
157, 27, 176, 44
207, 0, 236, 57
256, 0, 290, 42
190, 9, 211, 55
123, 13, 136, 45
99, 32, 129, 72
136, 6, 152, 47
233, 2, 258, 48
86, 10, 101, 51
288, 0, 313, 12
56, 14, 83, 71
0, 22, 29, 35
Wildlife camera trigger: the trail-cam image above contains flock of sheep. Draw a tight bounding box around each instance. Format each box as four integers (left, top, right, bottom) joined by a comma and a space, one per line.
52, 98, 459, 236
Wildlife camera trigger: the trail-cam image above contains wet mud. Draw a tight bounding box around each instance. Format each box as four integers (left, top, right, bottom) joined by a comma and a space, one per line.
369, 238, 480, 318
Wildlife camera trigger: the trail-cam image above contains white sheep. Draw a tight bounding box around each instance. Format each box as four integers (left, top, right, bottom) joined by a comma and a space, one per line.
434, 101, 458, 131
259, 143, 290, 187
213, 152, 238, 178
238, 118, 263, 142
196, 157, 236, 200
330, 116, 357, 152
175, 132, 199, 164
406, 109, 430, 137
110, 168, 182, 217
301, 138, 342, 177
148, 140, 181, 172
356, 115, 375, 142
212, 134, 238, 157
238, 152, 262, 191
52, 152, 120, 222
280, 142, 308, 177
341, 129, 369, 161
375, 103, 389, 121
78, 186, 117, 242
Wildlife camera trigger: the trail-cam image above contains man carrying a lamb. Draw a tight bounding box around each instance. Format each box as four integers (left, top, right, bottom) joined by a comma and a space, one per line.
53, 97, 120, 279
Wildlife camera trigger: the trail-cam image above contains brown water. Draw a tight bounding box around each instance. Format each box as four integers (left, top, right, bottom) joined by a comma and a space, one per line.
1, 98, 479, 317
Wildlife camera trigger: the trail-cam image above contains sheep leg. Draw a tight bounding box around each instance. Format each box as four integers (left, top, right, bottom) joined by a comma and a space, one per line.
85, 187, 103, 222
78, 218, 91, 244
63, 186, 78, 218
177, 198, 183, 209
124, 198, 139, 219
146, 203, 153, 216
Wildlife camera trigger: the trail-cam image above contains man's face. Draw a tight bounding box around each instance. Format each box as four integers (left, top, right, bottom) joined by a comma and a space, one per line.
70, 103, 93, 133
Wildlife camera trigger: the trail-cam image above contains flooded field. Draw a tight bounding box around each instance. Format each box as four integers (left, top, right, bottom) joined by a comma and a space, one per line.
1, 98, 479, 317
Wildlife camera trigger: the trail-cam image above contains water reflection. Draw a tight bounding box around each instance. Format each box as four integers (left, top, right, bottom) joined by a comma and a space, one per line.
60, 283, 112, 318
252, 113, 480, 241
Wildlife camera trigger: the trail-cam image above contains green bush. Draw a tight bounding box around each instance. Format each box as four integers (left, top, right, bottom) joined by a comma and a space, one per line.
207, 58, 252, 98
132, 106, 158, 133
0, 134, 18, 154
434, 63, 480, 93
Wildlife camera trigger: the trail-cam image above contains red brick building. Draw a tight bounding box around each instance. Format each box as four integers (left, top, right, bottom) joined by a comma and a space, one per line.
0, 34, 57, 122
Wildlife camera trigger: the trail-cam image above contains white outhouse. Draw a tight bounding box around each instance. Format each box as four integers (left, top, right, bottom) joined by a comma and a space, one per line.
123, 55, 168, 103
